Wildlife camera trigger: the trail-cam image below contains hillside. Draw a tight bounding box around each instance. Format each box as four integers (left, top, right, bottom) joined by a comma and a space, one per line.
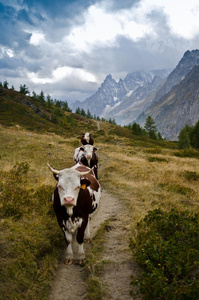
0, 87, 99, 136
137, 65, 199, 140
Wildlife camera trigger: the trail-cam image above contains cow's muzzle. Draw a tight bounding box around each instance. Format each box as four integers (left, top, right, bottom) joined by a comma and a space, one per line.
63, 197, 75, 206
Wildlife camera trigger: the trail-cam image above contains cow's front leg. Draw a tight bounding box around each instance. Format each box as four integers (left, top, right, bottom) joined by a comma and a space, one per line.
84, 218, 91, 243
63, 229, 73, 264
76, 216, 88, 263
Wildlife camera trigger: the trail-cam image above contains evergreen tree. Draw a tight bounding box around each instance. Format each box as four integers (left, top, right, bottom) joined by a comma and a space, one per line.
190, 121, 199, 149
132, 122, 142, 135
38, 91, 45, 103
157, 132, 163, 140
62, 101, 71, 112
75, 107, 81, 115
178, 125, 191, 149
19, 84, 30, 95
86, 109, 92, 119
144, 116, 157, 139
80, 109, 86, 117
3, 80, 8, 89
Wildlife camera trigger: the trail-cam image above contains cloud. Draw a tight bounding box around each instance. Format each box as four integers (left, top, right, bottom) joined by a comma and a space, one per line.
0, 0, 199, 103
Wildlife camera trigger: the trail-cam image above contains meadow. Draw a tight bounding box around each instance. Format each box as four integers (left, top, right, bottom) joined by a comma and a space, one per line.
0, 123, 199, 299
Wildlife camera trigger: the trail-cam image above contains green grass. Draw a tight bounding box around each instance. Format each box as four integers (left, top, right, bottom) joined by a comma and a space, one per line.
0, 163, 65, 300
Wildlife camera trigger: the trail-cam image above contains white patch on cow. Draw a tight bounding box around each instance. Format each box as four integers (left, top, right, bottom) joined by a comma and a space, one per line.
84, 132, 90, 143
78, 243, 85, 260
88, 185, 101, 215
73, 147, 84, 163
66, 217, 83, 234
57, 169, 81, 207
84, 219, 90, 240
66, 242, 73, 260
67, 207, 74, 216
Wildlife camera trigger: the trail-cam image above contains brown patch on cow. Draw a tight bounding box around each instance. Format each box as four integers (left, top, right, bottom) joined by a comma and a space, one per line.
75, 164, 100, 192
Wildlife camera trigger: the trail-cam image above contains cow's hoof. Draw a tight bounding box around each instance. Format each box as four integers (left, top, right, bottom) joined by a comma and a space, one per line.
79, 259, 86, 265
84, 238, 91, 244
64, 258, 73, 265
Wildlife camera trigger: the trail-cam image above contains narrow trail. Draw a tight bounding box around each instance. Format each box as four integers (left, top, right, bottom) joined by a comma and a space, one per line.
49, 189, 139, 300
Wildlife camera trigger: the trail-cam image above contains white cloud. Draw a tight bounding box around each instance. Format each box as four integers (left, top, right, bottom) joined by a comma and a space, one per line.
66, 0, 199, 53
0, 46, 15, 58
28, 66, 96, 84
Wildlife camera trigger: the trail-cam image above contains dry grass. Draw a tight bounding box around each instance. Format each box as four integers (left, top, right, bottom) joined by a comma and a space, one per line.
0, 126, 199, 299
98, 142, 199, 229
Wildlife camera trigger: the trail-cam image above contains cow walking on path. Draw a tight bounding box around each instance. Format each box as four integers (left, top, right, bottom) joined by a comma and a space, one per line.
48, 162, 101, 264
74, 133, 99, 179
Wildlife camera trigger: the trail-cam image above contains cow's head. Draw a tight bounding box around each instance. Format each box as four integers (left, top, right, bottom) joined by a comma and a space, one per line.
48, 164, 91, 208
80, 144, 97, 164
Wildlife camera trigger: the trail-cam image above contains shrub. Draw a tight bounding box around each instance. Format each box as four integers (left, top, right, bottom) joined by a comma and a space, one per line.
147, 156, 168, 163
182, 171, 199, 182
174, 148, 199, 159
130, 209, 199, 299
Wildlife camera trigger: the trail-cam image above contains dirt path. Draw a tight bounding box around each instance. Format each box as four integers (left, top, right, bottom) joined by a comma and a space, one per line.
49, 189, 138, 300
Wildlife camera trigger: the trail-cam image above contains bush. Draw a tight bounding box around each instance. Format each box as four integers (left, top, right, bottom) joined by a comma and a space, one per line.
174, 148, 199, 159
130, 209, 199, 299
182, 171, 199, 182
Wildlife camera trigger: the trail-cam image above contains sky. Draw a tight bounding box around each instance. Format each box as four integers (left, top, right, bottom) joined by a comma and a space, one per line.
0, 0, 199, 104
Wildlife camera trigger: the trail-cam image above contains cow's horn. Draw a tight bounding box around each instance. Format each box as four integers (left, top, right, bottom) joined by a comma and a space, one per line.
79, 169, 92, 176
47, 163, 60, 175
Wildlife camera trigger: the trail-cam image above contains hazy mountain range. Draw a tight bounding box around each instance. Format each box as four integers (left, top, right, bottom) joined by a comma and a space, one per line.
72, 49, 199, 140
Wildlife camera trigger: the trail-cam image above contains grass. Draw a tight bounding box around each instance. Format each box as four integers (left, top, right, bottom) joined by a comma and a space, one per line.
0, 119, 199, 299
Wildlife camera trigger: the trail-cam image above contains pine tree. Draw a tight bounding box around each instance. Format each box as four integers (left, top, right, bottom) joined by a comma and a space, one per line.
19, 84, 30, 95
190, 121, 199, 149
178, 126, 191, 149
144, 116, 157, 139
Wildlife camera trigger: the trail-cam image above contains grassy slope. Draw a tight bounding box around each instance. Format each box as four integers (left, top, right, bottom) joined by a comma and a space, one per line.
0, 88, 199, 299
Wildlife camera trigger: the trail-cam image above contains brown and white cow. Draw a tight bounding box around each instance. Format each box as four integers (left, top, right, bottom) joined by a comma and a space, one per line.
73, 144, 99, 179
48, 162, 101, 264
81, 132, 94, 145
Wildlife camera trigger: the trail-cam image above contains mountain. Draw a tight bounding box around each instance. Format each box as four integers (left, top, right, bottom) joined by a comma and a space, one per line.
137, 65, 199, 140
71, 70, 169, 121
136, 49, 199, 139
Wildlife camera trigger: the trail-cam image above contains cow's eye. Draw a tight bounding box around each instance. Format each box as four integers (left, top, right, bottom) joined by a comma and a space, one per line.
75, 186, 80, 190
58, 185, 64, 190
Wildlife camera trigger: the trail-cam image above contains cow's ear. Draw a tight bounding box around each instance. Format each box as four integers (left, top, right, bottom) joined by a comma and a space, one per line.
80, 178, 91, 189
80, 146, 84, 151
93, 147, 97, 151
53, 173, 59, 181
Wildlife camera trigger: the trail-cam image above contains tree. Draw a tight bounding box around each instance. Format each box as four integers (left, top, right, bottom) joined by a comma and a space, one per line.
19, 84, 30, 95
38, 91, 45, 103
75, 107, 81, 115
157, 132, 163, 140
62, 101, 71, 112
3, 80, 8, 89
132, 122, 143, 135
178, 126, 191, 149
144, 116, 157, 139
80, 109, 86, 117
190, 121, 199, 149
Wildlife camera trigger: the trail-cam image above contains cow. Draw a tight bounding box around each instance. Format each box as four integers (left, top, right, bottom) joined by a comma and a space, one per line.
81, 132, 94, 145
48, 162, 101, 265
73, 144, 99, 179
